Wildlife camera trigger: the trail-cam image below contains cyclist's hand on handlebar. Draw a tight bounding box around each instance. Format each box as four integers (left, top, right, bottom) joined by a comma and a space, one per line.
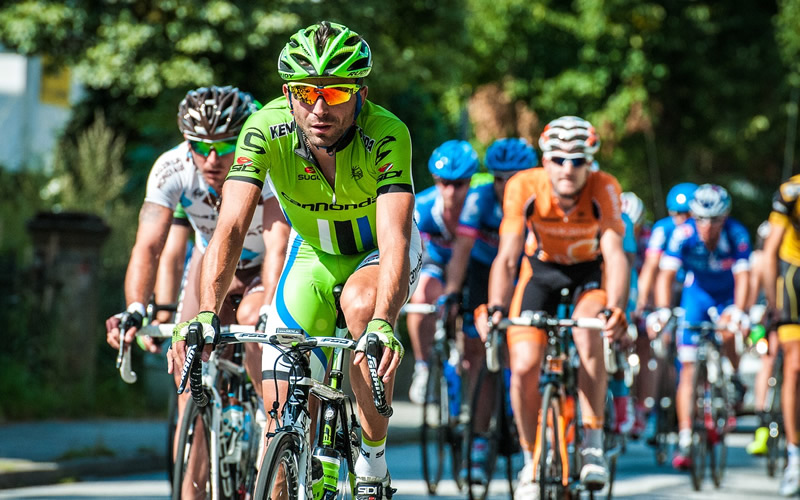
169, 311, 220, 374
354, 318, 404, 382
601, 306, 628, 342
105, 303, 144, 350
436, 292, 462, 323
473, 304, 491, 342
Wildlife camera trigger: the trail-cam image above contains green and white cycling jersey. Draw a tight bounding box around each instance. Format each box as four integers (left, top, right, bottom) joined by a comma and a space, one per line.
227, 97, 414, 255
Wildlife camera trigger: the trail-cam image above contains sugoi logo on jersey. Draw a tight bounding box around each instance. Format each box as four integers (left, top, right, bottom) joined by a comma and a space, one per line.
351, 164, 363, 180
237, 156, 253, 167
269, 121, 296, 140
298, 165, 319, 180
378, 163, 394, 173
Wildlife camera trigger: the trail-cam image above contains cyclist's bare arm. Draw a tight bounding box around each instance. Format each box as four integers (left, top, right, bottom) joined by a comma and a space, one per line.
486, 231, 524, 325
443, 234, 476, 295
636, 251, 661, 314
125, 202, 174, 308
763, 222, 785, 311
733, 269, 750, 311
107, 202, 173, 349
654, 267, 678, 309
260, 196, 291, 305
198, 180, 262, 315
153, 223, 191, 323
372, 191, 413, 327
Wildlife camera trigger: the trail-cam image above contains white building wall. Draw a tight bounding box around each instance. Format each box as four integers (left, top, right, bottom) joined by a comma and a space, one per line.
0, 50, 77, 171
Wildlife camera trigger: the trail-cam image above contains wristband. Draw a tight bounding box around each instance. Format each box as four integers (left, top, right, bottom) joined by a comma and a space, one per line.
127, 302, 146, 317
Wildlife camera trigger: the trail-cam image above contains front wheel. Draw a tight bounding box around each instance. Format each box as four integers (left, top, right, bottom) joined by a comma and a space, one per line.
466, 366, 501, 500
538, 384, 565, 500
172, 398, 214, 500
689, 364, 708, 491
421, 354, 447, 494
252, 432, 302, 500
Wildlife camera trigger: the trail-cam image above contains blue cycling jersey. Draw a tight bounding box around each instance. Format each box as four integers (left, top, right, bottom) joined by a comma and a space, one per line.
457, 182, 503, 266
661, 217, 751, 296
415, 185, 456, 265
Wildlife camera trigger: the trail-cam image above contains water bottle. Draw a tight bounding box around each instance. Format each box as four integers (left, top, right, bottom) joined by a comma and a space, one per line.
221, 396, 244, 463
312, 446, 342, 498
443, 357, 461, 419
241, 410, 252, 457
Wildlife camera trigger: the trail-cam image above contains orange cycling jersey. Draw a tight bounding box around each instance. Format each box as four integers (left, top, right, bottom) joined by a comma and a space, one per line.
500, 169, 625, 264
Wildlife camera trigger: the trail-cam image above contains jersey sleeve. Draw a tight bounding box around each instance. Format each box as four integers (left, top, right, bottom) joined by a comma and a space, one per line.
594, 173, 625, 237
646, 220, 670, 255
622, 213, 637, 253
226, 102, 288, 190
456, 187, 483, 239
143, 149, 184, 210
659, 224, 689, 271
499, 173, 530, 236
729, 220, 752, 274
172, 203, 191, 226
769, 181, 800, 228
371, 120, 414, 196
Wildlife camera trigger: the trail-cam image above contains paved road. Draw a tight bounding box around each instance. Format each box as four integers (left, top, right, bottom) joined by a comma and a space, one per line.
0, 434, 784, 499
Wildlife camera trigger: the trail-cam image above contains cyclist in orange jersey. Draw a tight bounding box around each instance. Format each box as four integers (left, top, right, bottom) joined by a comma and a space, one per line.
486, 116, 629, 498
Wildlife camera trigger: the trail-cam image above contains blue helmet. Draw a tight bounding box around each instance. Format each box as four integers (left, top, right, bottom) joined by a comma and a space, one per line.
666, 182, 698, 213
428, 140, 479, 180
484, 138, 538, 174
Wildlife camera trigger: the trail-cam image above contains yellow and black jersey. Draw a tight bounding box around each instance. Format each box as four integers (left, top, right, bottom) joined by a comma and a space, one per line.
770, 174, 800, 266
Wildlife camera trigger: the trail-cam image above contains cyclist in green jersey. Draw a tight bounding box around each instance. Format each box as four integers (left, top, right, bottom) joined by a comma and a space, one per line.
172, 21, 421, 499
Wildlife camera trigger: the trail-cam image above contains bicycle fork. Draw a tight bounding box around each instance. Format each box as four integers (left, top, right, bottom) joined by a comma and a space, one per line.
532, 385, 573, 487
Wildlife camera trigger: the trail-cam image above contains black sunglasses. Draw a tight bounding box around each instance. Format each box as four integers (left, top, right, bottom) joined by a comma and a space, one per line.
549, 156, 589, 167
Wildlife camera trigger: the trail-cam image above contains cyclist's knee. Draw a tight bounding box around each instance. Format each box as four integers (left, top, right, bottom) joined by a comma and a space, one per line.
235, 292, 262, 325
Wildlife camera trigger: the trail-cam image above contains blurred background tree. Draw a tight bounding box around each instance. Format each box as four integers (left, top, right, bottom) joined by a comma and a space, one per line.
0, 0, 797, 416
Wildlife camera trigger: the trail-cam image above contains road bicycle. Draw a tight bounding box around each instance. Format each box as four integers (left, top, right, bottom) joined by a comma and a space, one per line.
761, 339, 786, 477
192, 285, 390, 500
465, 315, 520, 500
123, 322, 261, 500
491, 305, 609, 500
401, 302, 466, 494
683, 321, 737, 491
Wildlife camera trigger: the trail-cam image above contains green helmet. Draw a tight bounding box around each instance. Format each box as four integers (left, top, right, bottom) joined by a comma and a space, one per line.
278, 21, 372, 81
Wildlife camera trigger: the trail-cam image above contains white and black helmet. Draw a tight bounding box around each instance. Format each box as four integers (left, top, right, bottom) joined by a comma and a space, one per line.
689, 184, 732, 218
538, 116, 600, 158
621, 192, 646, 226
177, 86, 259, 142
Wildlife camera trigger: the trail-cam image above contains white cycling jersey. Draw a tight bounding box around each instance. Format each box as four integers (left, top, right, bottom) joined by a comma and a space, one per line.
144, 142, 272, 269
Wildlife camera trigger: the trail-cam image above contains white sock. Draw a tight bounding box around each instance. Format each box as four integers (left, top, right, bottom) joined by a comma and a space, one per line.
788, 443, 800, 466
679, 428, 692, 449
354, 436, 388, 479
523, 449, 533, 464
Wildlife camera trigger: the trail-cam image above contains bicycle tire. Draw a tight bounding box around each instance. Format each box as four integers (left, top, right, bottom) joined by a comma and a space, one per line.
252, 431, 302, 500
172, 398, 215, 500
689, 363, 708, 491
166, 391, 178, 488
766, 355, 784, 478
709, 378, 728, 488
538, 383, 565, 500
421, 352, 446, 494
466, 366, 501, 500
